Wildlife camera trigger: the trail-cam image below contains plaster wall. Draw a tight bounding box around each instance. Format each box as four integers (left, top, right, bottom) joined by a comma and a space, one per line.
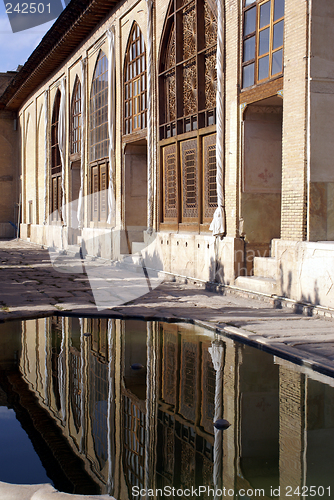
307, 0, 334, 241
124, 144, 147, 245
0, 110, 19, 236
242, 109, 282, 247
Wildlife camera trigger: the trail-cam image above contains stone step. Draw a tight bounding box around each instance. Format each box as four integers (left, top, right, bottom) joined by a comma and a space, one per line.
132, 241, 146, 254
66, 244, 81, 257
253, 256, 277, 279
235, 276, 277, 295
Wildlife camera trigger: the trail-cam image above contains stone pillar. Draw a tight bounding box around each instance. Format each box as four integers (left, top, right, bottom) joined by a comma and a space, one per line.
281, 0, 308, 241
279, 366, 305, 500
224, 0, 240, 239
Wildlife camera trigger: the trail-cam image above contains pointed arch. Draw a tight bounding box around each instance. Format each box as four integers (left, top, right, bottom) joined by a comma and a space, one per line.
124, 22, 147, 134
89, 49, 109, 222
158, 0, 219, 229
50, 89, 62, 219
71, 76, 82, 155
159, 0, 217, 138
90, 50, 108, 162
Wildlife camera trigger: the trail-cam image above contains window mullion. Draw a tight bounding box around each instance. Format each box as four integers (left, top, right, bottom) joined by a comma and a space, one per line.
269, 0, 274, 78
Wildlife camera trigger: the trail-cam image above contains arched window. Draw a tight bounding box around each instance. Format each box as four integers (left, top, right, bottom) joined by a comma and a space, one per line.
124, 23, 147, 135
51, 89, 61, 219
71, 77, 81, 155
89, 50, 108, 222
159, 0, 218, 229
159, 0, 217, 139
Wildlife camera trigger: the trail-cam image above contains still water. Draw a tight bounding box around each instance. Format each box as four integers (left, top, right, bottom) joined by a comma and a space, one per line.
0, 317, 334, 499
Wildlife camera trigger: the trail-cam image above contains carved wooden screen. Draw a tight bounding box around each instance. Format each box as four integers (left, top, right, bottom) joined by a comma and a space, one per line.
71, 77, 81, 155
124, 23, 147, 135
203, 134, 217, 220
181, 139, 198, 220
51, 89, 61, 220
163, 144, 178, 220
89, 50, 109, 222
159, 0, 217, 140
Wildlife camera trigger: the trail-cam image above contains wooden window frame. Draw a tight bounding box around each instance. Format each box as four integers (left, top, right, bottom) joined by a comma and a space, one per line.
89, 50, 108, 164
90, 160, 109, 223
159, 0, 218, 230
50, 89, 62, 221
242, 0, 284, 89
70, 76, 82, 159
124, 23, 147, 136
158, 0, 217, 141
89, 50, 109, 223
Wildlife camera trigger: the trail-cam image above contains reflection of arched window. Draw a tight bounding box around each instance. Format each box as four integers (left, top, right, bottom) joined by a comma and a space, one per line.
124, 23, 147, 135
71, 77, 81, 155
89, 50, 108, 222
159, 0, 218, 229
51, 89, 61, 219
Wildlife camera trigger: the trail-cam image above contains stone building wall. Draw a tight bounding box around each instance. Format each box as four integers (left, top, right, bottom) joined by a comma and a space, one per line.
0, 109, 19, 237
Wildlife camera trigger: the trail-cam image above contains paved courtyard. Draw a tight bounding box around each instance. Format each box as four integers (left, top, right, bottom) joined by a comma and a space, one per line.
0, 239, 334, 377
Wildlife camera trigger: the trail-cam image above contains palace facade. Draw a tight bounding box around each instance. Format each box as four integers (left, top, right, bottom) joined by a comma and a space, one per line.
1, 0, 334, 307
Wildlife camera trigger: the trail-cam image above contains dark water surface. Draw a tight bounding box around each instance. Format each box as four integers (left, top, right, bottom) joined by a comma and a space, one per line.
0, 317, 333, 499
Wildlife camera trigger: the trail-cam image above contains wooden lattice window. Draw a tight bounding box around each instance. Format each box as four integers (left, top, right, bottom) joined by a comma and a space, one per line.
91, 162, 108, 222
242, 0, 284, 88
159, 0, 217, 139
163, 144, 178, 220
90, 50, 108, 162
51, 89, 61, 219
89, 50, 109, 222
203, 134, 217, 220
181, 139, 198, 220
124, 23, 147, 135
71, 77, 81, 155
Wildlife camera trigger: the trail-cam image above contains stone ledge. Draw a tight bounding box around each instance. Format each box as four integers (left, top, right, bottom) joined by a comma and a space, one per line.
0, 481, 114, 500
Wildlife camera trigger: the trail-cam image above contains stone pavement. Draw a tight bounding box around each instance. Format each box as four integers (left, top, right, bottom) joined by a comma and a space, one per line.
1, 239, 334, 377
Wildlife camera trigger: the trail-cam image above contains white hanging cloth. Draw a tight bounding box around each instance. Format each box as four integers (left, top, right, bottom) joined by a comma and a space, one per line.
58, 77, 67, 224
107, 27, 116, 225
77, 58, 86, 229
44, 90, 48, 224
146, 0, 153, 234
210, 0, 225, 237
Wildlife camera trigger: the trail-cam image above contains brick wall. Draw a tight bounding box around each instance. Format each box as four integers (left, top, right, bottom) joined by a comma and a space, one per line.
281, 0, 308, 241
279, 366, 305, 498
224, 0, 240, 239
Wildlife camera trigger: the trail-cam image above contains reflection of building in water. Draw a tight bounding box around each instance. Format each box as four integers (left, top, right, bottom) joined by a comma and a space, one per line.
157, 323, 217, 497
7, 317, 334, 499
17, 318, 221, 498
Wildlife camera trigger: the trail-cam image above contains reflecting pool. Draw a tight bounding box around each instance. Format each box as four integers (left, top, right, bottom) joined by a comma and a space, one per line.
0, 317, 334, 499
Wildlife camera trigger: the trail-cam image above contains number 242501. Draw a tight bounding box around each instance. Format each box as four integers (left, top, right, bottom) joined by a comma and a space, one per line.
6, 3, 51, 14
